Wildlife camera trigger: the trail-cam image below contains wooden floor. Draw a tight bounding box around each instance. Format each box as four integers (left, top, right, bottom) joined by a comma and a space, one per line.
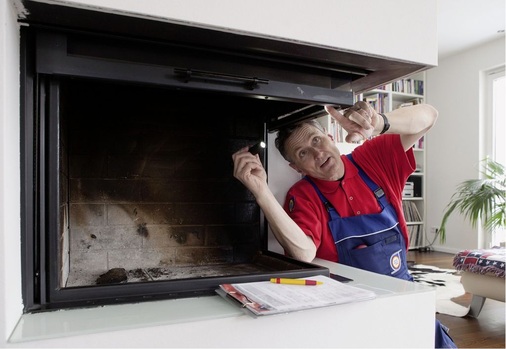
407, 250, 505, 348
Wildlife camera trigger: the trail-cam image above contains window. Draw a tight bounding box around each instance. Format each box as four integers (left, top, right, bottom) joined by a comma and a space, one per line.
484, 67, 505, 247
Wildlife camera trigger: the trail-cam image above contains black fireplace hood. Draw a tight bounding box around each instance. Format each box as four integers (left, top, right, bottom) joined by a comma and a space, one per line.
19, 1, 430, 101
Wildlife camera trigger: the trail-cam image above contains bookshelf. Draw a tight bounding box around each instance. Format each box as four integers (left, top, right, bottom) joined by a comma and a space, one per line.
317, 73, 427, 250
359, 72, 427, 250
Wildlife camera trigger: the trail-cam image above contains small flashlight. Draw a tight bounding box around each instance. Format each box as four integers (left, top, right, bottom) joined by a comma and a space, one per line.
248, 141, 266, 155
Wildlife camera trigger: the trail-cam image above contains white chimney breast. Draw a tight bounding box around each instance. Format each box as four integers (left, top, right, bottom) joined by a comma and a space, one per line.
21, 0, 438, 66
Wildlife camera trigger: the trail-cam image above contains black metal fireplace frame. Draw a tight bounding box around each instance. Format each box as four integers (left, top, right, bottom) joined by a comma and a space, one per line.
18, 3, 430, 313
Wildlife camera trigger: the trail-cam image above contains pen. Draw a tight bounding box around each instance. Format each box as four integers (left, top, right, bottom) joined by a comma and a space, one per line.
270, 278, 323, 286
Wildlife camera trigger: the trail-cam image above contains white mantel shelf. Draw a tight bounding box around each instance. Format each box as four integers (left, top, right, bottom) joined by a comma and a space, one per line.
7, 260, 435, 348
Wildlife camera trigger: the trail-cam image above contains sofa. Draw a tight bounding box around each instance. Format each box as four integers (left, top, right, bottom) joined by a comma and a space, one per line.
453, 247, 505, 317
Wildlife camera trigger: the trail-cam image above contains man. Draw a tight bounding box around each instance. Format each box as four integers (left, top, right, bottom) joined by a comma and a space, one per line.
232, 100, 456, 348
232, 101, 435, 266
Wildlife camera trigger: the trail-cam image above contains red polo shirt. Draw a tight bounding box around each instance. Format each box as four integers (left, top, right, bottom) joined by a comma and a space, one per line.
283, 134, 416, 262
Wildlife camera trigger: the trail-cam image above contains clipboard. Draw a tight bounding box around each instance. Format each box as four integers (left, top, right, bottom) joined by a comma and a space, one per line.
215, 288, 261, 318
216, 275, 375, 317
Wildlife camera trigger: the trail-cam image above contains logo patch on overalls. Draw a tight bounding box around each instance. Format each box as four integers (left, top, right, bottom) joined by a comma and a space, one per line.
390, 249, 402, 274
288, 197, 295, 212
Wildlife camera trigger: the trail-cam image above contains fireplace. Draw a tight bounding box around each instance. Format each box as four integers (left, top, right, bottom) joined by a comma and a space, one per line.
60, 78, 301, 288
18, 3, 427, 313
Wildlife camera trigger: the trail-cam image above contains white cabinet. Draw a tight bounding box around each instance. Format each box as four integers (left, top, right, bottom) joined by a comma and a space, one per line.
359, 73, 427, 249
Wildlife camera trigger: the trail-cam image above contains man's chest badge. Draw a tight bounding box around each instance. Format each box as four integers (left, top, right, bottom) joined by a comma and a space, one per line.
288, 197, 295, 212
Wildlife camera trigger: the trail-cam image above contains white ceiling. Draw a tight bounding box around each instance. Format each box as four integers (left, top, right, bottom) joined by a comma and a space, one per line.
437, 0, 505, 59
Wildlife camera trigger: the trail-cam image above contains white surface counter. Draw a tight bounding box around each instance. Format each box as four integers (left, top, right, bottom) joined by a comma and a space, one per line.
7, 259, 436, 348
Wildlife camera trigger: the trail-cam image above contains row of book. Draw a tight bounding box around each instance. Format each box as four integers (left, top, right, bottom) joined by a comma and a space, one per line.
402, 200, 422, 222
379, 79, 424, 95
407, 224, 424, 249
363, 93, 390, 113
402, 200, 424, 248
363, 94, 423, 114
397, 97, 424, 108
362, 94, 424, 149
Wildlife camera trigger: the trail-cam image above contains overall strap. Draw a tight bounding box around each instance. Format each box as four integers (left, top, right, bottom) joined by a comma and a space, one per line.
346, 154, 388, 209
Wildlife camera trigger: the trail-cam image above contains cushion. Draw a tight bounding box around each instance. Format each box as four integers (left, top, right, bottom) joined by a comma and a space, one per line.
453, 247, 505, 278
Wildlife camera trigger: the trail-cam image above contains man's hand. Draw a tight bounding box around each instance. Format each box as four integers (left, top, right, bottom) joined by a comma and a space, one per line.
232, 146, 268, 197
325, 101, 381, 143
232, 145, 317, 262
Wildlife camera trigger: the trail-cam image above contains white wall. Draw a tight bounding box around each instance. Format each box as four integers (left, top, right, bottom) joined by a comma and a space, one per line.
425, 37, 505, 253
0, 0, 23, 344
1, 0, 437, 345
266, 133, 301, 254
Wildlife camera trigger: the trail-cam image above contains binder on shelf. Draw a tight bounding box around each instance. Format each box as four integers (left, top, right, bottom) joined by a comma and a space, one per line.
408, 176, 422, 197
403, 182, 414, 197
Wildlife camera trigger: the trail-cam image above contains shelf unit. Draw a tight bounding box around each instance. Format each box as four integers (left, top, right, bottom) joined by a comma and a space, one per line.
359, 72, 427, 250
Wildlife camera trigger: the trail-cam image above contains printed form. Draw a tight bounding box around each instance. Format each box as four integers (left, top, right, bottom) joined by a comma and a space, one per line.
217, 274, 376, 316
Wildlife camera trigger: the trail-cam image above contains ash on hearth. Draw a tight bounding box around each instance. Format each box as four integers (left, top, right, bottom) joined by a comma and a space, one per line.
96, 268, 128, 284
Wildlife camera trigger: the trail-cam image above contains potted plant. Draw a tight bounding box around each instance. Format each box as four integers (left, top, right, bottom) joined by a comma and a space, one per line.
438, 158, 505, 244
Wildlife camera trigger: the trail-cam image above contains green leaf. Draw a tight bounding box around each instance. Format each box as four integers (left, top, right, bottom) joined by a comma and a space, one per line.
438, 158, 505, 244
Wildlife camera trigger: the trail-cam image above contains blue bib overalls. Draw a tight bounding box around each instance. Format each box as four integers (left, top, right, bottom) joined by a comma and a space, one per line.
304, 154, 457, 348
304, 154, 412, 280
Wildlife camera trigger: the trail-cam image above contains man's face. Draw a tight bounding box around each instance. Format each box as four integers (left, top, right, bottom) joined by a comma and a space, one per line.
285, 123, 344, 181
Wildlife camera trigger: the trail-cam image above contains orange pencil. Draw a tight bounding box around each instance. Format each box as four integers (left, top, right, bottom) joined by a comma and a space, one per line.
270, 278, 323, 286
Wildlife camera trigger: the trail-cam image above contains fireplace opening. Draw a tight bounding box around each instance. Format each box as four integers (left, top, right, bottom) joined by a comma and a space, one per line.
59, 78, 310, 289
23, 58, 333, 311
